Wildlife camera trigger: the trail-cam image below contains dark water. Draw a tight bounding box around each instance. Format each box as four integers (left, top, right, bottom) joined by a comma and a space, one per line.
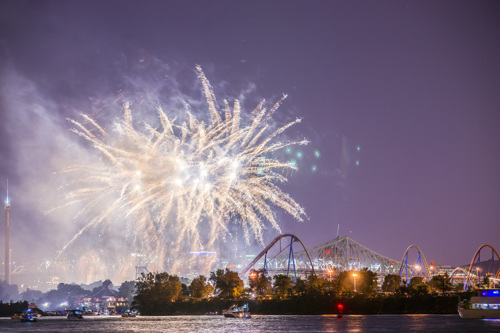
1, 314, 500, 332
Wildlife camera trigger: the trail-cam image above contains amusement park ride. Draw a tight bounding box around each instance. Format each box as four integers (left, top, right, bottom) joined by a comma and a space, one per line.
240, 234, 500, 290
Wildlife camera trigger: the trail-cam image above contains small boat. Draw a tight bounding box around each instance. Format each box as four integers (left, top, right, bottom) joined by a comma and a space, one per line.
458, 289, 500, 319
222, 304, 251, 318
83, 308, 97, 316
66, 309, 84, 319
11, 313, 21, 320
121, 312, 137, 318
20, 313, 38, 322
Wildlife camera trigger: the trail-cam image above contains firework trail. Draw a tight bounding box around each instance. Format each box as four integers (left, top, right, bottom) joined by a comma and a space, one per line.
54, 66, 307, 274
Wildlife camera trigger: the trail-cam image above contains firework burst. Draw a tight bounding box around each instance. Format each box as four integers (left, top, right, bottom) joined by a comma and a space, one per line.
55, 66, 307, 274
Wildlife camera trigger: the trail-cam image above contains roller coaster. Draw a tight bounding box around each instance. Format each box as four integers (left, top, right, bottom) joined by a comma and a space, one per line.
241, 234, 499, 290
240, 234, 315, 281
398, 245, 431, 284
463, 244, 500, 290
241, 235, 401, 280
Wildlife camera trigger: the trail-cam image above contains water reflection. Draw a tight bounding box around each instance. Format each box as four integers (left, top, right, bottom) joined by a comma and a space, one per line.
1, 314, 500, 332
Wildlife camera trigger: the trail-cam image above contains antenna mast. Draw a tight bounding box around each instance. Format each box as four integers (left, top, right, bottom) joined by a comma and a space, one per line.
5, 179, 11, 284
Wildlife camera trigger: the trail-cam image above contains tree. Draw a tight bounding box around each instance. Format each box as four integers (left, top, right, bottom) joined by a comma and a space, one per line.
20, 288, 43, 303
293, 277, 307, 296
430, 273, 453, 293
408, 276, 424, 288
118, 281, 136, 306
306, 274, 326, 294
189, 275, 214, 299
273, 274, 293, 298
382, 274, 401, 292
408, 277, 429, 296
132, 272, 183, 314
359, 269, 378, 294
249, 269, 272, 298
395, 284, 410, 296
209, 268, 244, 299
336, 270, 375, 293
55, 283, 90, 308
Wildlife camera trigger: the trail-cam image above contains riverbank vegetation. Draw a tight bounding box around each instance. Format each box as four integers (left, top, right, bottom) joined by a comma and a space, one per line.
2, 267, 477, 316
131, 268, 474, 315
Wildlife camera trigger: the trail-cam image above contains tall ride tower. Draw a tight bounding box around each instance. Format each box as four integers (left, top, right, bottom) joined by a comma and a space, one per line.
4, 180, 10, 284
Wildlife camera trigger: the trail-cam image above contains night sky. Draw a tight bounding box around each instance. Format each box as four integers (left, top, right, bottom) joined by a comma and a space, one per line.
1, 0, 499, 275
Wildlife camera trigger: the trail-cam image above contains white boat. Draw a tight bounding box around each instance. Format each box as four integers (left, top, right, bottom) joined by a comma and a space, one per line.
458, 289, 500, 319
222, 304, 251, 318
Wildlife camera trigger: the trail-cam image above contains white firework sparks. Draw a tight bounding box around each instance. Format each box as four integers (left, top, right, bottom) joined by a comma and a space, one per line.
55, 66, 307, 273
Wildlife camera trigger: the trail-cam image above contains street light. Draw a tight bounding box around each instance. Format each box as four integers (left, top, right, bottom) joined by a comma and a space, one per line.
327, 269, 333, 281
353, 273, 357, 292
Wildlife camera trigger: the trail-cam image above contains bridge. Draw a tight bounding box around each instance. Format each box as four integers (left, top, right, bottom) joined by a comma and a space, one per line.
242, 235, 401, 279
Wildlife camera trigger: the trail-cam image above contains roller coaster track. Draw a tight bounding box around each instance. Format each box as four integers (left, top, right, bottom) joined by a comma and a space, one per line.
398, 245, 431, 283
450, 267, 478, 290
277, 236, 400, 274
465, 244, 500, 290
240, 234, 315, 277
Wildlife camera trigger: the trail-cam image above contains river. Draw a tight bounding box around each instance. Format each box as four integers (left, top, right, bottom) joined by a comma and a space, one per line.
1, 314, 499, 332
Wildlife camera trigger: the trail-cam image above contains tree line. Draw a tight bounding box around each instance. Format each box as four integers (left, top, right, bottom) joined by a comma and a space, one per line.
131, 268, 470, 315
0, 267, 472, 316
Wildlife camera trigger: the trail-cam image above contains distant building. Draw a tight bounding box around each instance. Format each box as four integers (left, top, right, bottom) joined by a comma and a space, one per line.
78, 284, 128, 313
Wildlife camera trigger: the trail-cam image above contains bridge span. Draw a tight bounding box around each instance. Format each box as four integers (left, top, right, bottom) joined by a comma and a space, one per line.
242, 235, 401, 279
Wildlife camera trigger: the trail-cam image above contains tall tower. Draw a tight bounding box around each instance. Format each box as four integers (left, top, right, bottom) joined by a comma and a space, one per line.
4, 180, 10, 284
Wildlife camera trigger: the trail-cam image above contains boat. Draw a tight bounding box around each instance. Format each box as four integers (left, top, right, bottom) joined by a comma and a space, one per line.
82, 307, 97, 316
11, 313, 21, 320
458, 289, 500, 319
222, 304, 251, 318
66, 309, 84, 319
20, 313, 38, 322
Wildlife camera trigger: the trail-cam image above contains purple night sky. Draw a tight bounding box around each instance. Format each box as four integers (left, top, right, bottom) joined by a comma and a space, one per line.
0, 0, 499, 276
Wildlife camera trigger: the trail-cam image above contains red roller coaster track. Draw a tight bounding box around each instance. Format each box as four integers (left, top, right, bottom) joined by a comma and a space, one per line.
240, 234, 315, 277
